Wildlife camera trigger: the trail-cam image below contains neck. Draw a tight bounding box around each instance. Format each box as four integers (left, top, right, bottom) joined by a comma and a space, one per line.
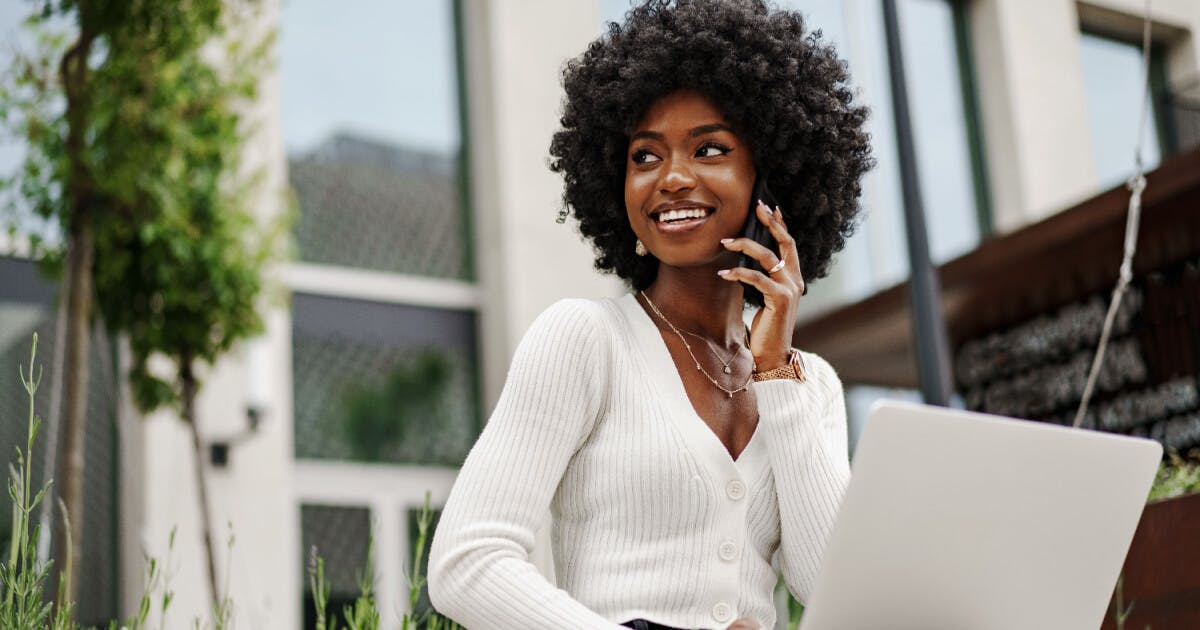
642, 262, 746, 346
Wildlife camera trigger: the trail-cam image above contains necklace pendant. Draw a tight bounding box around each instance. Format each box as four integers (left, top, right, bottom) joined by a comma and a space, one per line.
723, 365, 731, 374
728, 390, 733, 398
695, 363, 701, 370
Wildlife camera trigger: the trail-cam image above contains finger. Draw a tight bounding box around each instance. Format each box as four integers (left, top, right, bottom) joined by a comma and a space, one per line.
720, 237, 780, 271
716, 266, 781, 297
757, 201, 798, 264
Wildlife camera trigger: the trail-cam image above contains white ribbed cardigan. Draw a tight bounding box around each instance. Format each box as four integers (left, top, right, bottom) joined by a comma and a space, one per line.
428, 294, 850, 630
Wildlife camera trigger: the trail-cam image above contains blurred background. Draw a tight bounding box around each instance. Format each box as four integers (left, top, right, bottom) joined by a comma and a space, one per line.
1, 0, 1199, 628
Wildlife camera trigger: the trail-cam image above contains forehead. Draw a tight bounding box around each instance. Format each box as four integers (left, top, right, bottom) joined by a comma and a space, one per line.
632, 89, 729, 132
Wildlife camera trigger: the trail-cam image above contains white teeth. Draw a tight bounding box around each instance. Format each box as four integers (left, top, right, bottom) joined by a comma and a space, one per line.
657, 208, 708, 222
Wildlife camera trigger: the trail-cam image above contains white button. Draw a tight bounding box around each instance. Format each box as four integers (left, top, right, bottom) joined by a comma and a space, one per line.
712, 601, 733, 623
726, 480, 746, 500
718, 540, 738, 561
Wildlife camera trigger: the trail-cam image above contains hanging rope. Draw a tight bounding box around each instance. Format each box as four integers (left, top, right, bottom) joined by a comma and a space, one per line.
1073, 0, 1153, 429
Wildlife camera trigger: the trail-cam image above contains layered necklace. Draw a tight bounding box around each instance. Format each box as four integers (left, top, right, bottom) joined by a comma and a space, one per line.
639, 290, 753, 398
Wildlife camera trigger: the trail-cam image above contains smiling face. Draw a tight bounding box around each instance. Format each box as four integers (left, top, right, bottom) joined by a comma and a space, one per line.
625, 89, 757, 269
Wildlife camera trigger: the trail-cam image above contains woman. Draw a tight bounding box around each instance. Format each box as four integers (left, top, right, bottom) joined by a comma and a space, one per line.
428, 1, 872, 628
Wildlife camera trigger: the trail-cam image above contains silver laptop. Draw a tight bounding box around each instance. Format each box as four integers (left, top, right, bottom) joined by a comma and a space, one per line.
799, 400, 1162, 630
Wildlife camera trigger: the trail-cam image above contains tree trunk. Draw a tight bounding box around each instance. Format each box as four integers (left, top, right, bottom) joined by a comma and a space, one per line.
51, 222, 93, 611
51, 21, 96, 614
181, 359, 221, 615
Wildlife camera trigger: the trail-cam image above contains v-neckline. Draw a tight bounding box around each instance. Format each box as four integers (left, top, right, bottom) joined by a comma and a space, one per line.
617, 293, 768, 483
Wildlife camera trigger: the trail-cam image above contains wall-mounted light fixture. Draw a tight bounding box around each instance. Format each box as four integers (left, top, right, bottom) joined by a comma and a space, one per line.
210, 338, 272, 468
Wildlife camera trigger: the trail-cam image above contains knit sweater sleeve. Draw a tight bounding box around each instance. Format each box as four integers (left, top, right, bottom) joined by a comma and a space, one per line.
753, 352, 851, 604
428, 299, 624, 630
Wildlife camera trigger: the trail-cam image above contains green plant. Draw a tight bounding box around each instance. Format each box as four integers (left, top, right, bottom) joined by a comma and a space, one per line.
0, 332, 73, 629
1147, 449, 1200, 502
0, 334, 190, 630
110, 526, 177, 630
308, 492, 461, 630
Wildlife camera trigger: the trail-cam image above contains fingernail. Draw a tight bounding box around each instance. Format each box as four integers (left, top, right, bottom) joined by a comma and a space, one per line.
717, 269, 730, 276
720, 238, 733, 244
761, 203, 773, 215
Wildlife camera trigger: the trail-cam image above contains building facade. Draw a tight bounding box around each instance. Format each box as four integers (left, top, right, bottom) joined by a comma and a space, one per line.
1, 0, 1199, 627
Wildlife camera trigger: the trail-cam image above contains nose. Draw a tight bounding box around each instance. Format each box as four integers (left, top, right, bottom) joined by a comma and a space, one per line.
658, 156, 697, 193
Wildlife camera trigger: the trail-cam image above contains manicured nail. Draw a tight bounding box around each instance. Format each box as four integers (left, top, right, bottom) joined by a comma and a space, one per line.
775, 205, 782, 216
720, 238, 733, 244
760, 202, 772, 215
717, 269, 730, 276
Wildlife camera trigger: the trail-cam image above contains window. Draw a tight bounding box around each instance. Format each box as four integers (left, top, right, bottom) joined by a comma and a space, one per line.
281, 0, 470, 278
300, 504, 371, 628
1079, 30, 1164, 191
291, 293, 478, 465
280, 2, 479, 622
280, 0, 480, 467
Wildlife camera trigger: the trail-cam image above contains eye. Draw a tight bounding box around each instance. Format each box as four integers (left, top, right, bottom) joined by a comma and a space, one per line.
631, 148, 661, 164
696, 142, 731, 158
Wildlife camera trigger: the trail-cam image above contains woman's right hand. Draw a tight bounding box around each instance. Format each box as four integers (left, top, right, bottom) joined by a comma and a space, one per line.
727, 618, 762, 630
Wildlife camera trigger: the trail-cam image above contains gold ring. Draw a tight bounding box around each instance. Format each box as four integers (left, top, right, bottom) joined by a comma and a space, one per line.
768, 258, 786, 274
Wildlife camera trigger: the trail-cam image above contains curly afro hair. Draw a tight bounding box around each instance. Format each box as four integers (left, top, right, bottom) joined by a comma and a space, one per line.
549, 0, 873, 306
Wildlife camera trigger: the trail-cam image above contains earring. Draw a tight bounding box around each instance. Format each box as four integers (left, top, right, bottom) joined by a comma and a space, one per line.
635, 239, 648, 256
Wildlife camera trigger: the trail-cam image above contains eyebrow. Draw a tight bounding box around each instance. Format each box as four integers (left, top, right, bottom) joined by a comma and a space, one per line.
630, 123, 734, 142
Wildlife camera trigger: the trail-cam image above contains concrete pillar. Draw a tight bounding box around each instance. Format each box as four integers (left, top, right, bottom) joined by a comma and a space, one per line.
969, 0, 1098, 231
461, 0, 624, 411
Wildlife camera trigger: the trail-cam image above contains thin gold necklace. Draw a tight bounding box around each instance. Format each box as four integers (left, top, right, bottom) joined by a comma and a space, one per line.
679, 326, 750, 374
640, 291, 753, 398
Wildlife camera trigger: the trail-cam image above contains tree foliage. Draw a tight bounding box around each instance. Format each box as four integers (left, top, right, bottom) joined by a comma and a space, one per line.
0, 0, 284, 616
2, 0, 282, 413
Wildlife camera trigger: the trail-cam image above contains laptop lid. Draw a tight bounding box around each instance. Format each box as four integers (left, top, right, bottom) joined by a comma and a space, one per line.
798, 400, 1162, 630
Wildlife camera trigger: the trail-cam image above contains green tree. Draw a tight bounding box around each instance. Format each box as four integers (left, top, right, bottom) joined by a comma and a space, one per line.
0, 0, 280, 618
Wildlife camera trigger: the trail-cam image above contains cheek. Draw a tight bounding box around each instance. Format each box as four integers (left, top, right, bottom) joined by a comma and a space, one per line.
709, 166, 755, 213
624, 169, 654, 212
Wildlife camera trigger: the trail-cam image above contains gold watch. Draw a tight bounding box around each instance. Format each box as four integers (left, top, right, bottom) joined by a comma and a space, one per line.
752, 348, 807, 382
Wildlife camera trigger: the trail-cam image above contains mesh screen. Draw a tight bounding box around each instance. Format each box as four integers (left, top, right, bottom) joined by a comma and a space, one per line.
0, 256, 119, 625
300, 503, 371, 598
292, 293, 478, 465
289, 134, 468, 280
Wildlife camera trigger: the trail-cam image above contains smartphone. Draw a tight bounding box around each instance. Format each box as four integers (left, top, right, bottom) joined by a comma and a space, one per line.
737, 176, 780, 275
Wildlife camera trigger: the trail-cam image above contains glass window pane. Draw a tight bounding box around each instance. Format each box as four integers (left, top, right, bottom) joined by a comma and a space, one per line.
291, 293, 479, 466
280, 0, 469, 278
300, 504, 371, 629
898, 0, 979, 264
1079, 31, 1161, 191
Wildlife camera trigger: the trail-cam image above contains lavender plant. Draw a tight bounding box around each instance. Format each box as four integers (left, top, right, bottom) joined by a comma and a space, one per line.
309, 492, 461, 630
0, 333, 74, 630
